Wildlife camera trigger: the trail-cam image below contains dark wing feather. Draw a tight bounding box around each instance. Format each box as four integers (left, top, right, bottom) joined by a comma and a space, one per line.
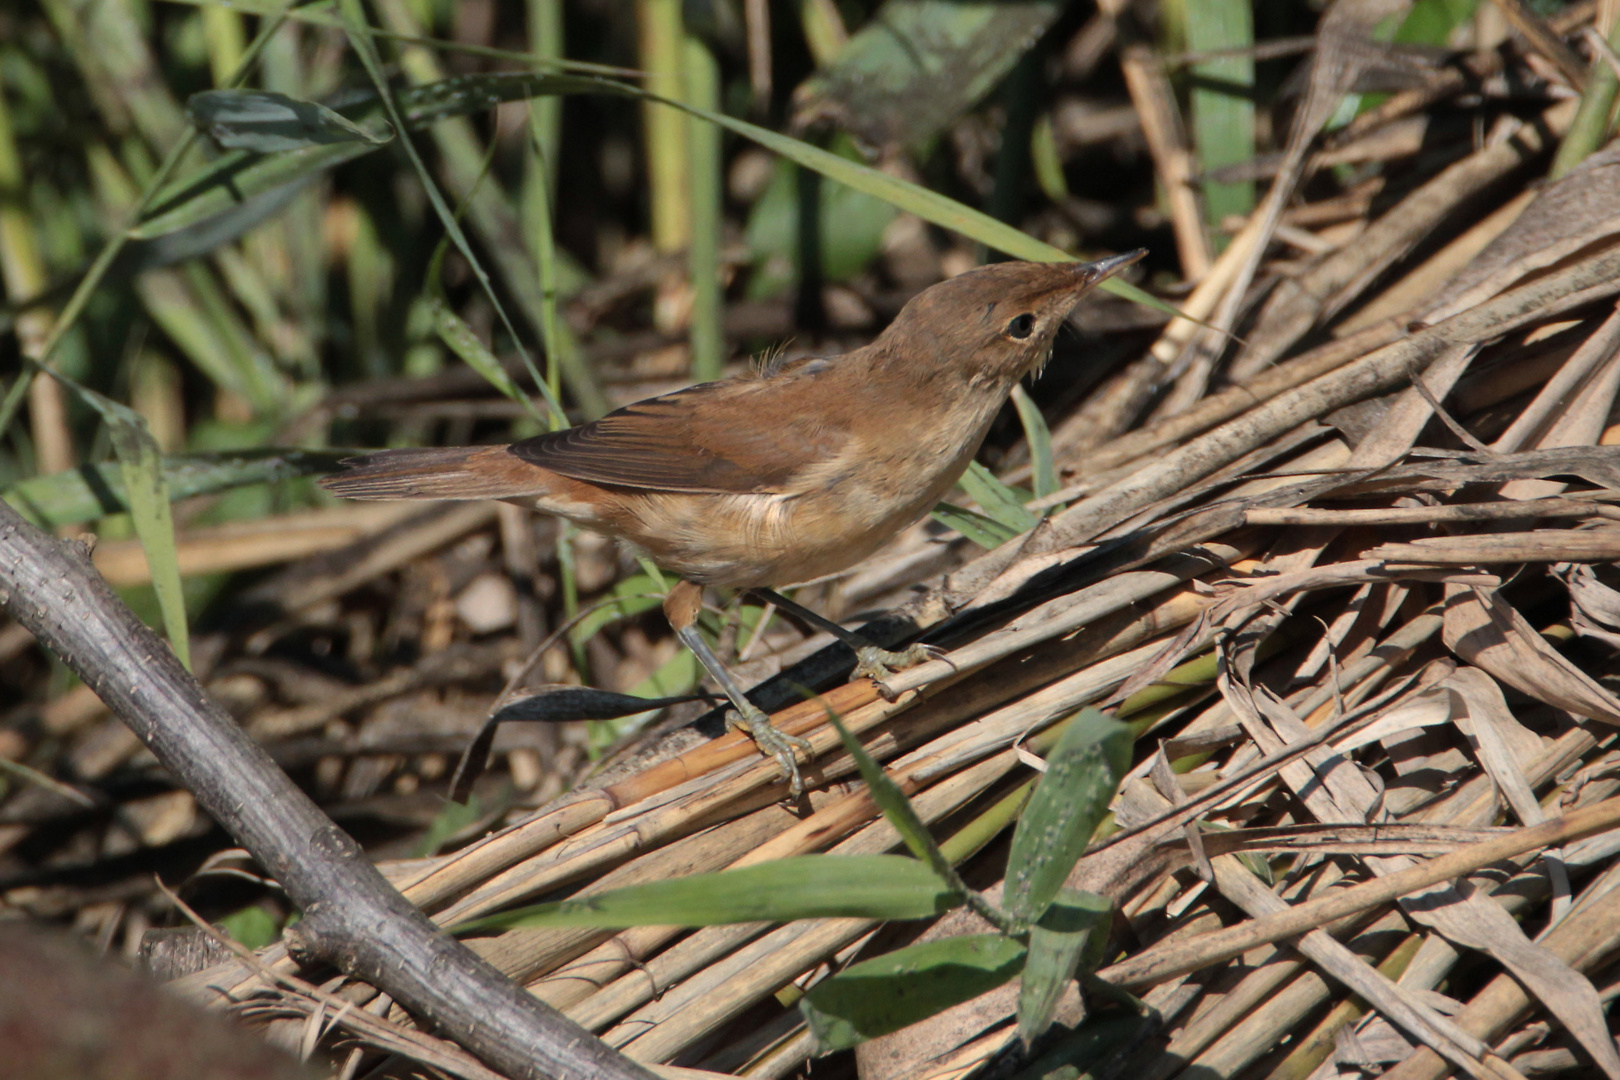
509, 379, 846, 494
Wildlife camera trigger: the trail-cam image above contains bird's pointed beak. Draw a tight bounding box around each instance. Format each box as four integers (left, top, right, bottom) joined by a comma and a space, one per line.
1079, 248, 1148, 286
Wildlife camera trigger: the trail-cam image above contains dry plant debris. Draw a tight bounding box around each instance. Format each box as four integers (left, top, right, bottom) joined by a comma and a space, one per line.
6, 0, 1620, 1078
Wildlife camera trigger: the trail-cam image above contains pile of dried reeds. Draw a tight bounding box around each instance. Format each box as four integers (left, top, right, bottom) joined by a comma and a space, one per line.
9, 0, 1620, 1078
165, 32, 1620, 1080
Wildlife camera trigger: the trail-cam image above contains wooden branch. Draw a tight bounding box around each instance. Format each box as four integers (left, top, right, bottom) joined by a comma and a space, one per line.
0, 502, 658, 1080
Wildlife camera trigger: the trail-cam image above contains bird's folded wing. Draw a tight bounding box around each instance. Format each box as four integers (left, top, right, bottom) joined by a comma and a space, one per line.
510, 380, 850, 494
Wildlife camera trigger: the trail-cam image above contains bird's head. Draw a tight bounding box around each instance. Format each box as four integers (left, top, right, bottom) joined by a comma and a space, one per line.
880, 250, 1147, 384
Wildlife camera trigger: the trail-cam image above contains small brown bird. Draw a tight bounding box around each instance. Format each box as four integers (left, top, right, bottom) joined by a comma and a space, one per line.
321, 252, 1144, 793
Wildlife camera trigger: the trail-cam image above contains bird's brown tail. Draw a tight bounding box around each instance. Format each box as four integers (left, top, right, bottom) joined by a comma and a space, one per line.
319, 445, 537, 501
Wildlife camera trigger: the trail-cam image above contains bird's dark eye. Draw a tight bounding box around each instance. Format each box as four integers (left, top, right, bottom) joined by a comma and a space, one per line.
1005, 313, 1036, 339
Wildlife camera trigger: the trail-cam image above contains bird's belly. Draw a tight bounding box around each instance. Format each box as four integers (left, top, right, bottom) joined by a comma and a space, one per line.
618, 487, 926, 589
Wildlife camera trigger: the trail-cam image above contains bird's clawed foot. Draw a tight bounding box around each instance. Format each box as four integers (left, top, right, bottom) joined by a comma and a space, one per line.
852, 641, 944, 683
727, 704, 814, 797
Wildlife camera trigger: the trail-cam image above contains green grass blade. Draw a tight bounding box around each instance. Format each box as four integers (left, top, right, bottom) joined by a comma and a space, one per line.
137, 68, 1181, 320
685, 34, 724, 381
1177, 0, 1255, 243
566, 573, 665, 644
218, 905, 281, 950
1552, 14, 1620, 178
1009, 384, 1057, 500
350, 0, 568, 424
426, 295, 543, 421
201, 3, 248, 88
187, 88, 393, 151
958, 460, 1038, 533
1007, 1013, 1150, 1080
557, 522, 589, 680
2, 448, 346, 528
525, 0, 564, 189
0, 0, 295, 442
414, 796, 487, 859
46, 371, 190, 668
107, 433, 189, 670
1004, 708, 1131, 928
525, 116, 568, 413
1017, 888, 1110, 1047
132, 259, 290, 414
454, 854, 959, 932
823, 709, 963, 896
797, 0, 848, 65
930, 501, 1021, 549
161, 0, 645, 78
417, 170, 545, 421
372, 0, 605, 417
792, 0, 1062, 150
586, 648, 700, 752
638, 0, 691, 253
802, 935, 1027, 1052
135, 74, 617, 240
823, 705, 1012, 931
134, 141, 375, 239
1030, 112, 1068, 203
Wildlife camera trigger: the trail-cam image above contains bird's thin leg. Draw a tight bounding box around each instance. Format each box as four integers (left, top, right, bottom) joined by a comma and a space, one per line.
665, 581, 811, 795
747, 587, 938, 682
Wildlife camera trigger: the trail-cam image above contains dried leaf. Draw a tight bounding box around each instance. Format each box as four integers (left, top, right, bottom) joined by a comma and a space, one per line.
1424, 143, 1620, 322
1560, 562, 1620, 648
1333, 686, 1457, 753
1448, 667, 1574, 921
1442, 584, 1620, 726
1445, 669, 1546, 827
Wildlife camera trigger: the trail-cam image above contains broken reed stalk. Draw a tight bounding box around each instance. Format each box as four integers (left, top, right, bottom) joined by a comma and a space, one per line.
0, 502, 660, 1080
